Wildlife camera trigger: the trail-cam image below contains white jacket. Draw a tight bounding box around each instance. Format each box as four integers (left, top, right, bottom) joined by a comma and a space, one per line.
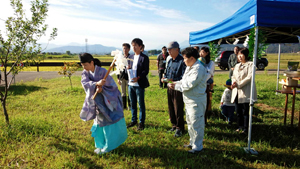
231, 61, 257, 104
175, 60, 207, 104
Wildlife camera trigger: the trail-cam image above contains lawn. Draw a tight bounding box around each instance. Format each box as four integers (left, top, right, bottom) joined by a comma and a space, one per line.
0, 72, 299, 168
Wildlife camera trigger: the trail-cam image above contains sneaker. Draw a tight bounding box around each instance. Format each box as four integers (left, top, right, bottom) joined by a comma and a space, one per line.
174, 129, 182, 137
236, 127, 243, 132
183, 144, 192, 149
188, 149, 202, 154
167, 128, 176, 133
137, 123, 145, 130
94, 148, 108, 155
127, 121, 137, 128
241, 129, 248, 134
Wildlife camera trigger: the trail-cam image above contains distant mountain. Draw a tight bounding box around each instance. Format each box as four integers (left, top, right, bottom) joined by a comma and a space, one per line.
39, 43, 62, 51
44, 44, 121, 54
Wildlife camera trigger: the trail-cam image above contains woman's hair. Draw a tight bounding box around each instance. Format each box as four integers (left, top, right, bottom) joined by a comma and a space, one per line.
79, 53, 102, 67
200, 46, 210, 64
93, 58, 102, 67
238, 47, 250, 61
181, 47, 199, 59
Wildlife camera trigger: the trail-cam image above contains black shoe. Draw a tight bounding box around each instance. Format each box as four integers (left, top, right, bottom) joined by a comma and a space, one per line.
137, 123, 145, 130
174, 129, 182, 137
188, 149, 203, 154
167, 128, 176, 133
127, 122, 137, 128
183, 144, 192, 149
241, 129, 248, 134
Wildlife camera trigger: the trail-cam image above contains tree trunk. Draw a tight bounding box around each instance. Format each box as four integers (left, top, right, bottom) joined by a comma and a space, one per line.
69, 76, 72, 88
2, 100, 9, 125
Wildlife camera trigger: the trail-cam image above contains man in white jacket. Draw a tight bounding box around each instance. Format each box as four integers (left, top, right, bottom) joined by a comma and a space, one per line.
168, 47, 207, 154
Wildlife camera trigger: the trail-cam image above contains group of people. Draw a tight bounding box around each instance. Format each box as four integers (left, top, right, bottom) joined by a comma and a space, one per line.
78, 38, 257, 155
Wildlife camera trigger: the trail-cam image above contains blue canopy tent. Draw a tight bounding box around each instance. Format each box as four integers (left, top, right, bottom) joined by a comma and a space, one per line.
190, 0, 300, 45
189, 0, 300, 154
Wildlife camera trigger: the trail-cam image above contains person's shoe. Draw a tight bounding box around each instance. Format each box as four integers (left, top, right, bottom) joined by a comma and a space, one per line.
167, 128, 176, 133
241, 129, 248, 134
94, 148, 108, 155
137, 123, 145, 130
174, 129, 182, 137
127, 122, 137, 128
236, 127, 243, 132
183, 144, 192, 149
188, 149, 202, 154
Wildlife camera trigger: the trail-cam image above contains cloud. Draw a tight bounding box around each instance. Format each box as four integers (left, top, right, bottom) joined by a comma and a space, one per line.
0, 0, 215, 49
48, 0, 86, 8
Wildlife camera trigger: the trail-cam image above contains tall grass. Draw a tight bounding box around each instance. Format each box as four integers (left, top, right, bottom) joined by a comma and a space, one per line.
0, 71, 299, 168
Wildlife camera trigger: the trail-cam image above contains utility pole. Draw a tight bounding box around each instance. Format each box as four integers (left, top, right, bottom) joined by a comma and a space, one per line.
85, 38, 88, 53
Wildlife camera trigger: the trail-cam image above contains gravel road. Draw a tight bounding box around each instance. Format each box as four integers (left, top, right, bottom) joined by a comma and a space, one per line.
3, 69, 286, 84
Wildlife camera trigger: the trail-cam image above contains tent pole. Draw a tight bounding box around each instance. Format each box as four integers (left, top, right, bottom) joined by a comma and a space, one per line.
244, 26, 258, 155
276, 44, 281, 94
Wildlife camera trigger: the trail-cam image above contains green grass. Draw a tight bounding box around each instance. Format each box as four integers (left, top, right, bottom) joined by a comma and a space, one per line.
0, 72, 300, 168
264, 53, 300, 70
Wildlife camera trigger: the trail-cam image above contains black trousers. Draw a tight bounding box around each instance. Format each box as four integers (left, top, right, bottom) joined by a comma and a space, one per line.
158, 70, 167, 88
234, 96, 249, 130
167, 88, 185, 131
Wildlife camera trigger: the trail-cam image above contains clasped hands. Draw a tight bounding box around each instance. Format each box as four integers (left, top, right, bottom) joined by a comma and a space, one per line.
161, 78, 175, 89
231, 82, 238, 89
95, 79, 106, 93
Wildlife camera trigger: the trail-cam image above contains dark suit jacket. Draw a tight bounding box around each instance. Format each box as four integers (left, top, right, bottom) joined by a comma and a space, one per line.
128, 53, 150, 89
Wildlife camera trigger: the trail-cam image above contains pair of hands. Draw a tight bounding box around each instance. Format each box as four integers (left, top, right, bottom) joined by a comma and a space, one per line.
96, 79, 106, 93
167, 83, 175, 90
231, 82, 238, 89
161, 78, 175, 89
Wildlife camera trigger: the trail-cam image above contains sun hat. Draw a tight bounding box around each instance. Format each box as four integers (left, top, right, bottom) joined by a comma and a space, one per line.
224, 79, 232, 88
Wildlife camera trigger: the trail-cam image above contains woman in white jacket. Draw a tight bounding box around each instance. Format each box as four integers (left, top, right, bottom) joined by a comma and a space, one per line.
168, 47, 207, 154
231, 47, 257, 133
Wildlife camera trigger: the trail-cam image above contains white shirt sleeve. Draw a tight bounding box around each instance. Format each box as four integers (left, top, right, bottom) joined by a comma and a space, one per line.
221, 90, 226, 103
206, 61, 215, 81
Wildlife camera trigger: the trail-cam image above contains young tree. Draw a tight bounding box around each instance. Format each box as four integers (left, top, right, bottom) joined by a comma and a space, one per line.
208, 41, 221, 61
0, 0, 57, 125
58, 62, 80, 88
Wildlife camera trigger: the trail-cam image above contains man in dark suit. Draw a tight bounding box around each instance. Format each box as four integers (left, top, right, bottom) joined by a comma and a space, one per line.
162, 41, 186, 137
126, 38, 150, 130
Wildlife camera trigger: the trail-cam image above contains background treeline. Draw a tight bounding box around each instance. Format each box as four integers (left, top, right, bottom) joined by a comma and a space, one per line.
219, 43, 300, 53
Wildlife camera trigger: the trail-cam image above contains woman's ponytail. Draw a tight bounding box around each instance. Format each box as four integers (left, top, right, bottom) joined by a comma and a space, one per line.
93, 58, 102, 67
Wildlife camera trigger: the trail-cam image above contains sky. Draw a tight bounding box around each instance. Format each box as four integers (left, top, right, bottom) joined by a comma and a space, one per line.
0, 0, 249, 49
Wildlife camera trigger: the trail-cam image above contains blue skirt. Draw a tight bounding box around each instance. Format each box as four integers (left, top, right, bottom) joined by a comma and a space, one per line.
91, 118, 128, 152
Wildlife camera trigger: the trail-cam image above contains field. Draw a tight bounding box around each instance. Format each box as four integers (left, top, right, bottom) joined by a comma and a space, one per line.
0, 72, 300, 168
20, 53, 300, 72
